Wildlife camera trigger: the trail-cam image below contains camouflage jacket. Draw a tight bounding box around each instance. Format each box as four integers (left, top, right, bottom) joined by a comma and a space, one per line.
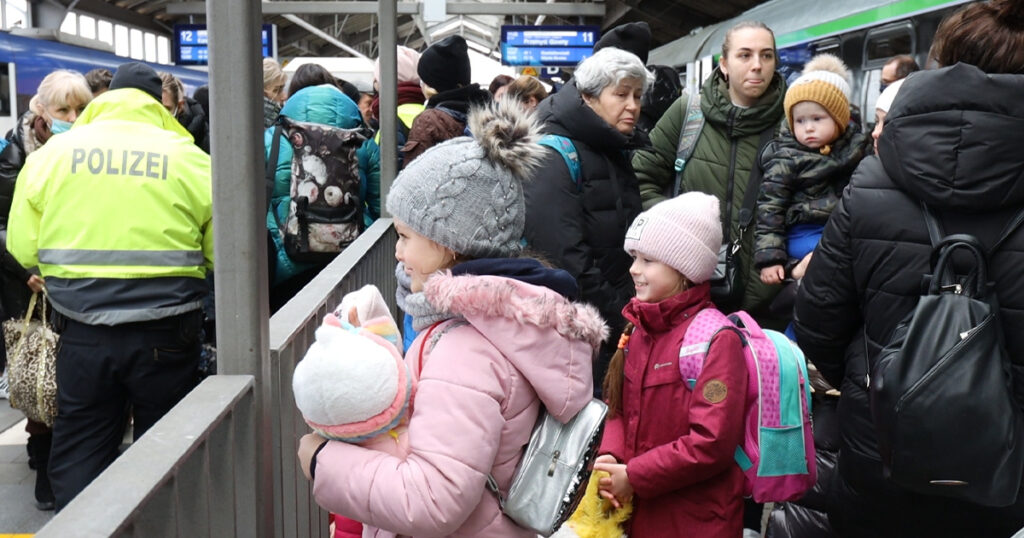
754, 123, 867, 269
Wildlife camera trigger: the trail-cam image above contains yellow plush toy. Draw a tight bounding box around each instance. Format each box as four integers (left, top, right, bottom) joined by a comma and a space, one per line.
553, 471, 633, 538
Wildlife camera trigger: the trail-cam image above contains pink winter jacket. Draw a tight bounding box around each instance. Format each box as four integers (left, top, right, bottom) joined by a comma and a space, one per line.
312, 273, 606, 538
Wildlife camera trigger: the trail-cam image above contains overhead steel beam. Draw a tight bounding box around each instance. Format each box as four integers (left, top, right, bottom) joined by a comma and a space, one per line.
281, 13, 369, 58
168, 1, 605, 16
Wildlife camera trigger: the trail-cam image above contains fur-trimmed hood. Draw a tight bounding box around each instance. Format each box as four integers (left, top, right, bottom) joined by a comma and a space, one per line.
423, 272, 606, 419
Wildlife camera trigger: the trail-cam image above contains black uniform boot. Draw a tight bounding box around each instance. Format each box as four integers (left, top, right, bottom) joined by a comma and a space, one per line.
30, 432, 54, 511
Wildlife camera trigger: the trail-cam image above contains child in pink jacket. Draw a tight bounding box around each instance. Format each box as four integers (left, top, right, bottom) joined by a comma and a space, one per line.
594, 193, 749, 537
297, 99, 605, 538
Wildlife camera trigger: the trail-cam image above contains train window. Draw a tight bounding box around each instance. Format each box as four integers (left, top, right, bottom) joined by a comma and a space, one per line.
0, 63, 10, 117
811, 38, 840, 56
864, 22, 915, 69
861, 68, 883, 132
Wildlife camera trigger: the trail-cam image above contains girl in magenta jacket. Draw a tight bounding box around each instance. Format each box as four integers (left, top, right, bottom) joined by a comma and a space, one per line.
594, 192, 749, 537
297, 99, 604, 537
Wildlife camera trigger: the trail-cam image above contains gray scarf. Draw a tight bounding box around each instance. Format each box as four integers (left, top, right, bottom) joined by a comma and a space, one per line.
395, 262, 454, 331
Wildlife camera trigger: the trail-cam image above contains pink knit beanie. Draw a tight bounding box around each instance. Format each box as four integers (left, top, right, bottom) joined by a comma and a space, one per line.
623, 192, 722, 283
374, 46, 422, 86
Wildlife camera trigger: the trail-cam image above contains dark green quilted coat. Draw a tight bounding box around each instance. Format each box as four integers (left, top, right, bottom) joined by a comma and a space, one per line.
632, 71, 786, 315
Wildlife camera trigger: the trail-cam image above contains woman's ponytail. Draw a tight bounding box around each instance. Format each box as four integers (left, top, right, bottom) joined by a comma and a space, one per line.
602, 323, 634, 418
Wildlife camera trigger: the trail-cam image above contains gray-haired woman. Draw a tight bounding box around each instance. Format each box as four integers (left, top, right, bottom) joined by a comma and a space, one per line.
523, 47, 653, 395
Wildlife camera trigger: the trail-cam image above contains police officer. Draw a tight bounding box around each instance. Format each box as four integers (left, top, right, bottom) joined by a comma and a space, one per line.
6, 62, 212, 511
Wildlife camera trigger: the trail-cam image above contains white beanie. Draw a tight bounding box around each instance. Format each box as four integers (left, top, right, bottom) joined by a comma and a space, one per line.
875, 78, 906, 114
623, 192, 722, 283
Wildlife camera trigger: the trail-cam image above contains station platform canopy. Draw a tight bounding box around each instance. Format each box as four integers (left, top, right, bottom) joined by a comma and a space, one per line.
69, 0, 767, 62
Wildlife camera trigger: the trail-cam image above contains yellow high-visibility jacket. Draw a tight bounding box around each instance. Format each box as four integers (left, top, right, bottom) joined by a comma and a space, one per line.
7, 88, 213, 325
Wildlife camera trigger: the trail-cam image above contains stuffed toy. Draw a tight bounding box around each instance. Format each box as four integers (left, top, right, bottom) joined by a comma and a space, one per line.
292, 285, 411, 444
551, 471, 633, 538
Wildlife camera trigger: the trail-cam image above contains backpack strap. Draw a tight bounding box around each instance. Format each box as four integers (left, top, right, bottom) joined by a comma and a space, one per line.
678, 308, 733, 388
921, 203, 944, 248
538, 134, 582, 191
736, 126, 777, 233
923, 202, 1024, 254
992, 207, 1024, 252
266, 122, 283, 215
671, 91, 705, 197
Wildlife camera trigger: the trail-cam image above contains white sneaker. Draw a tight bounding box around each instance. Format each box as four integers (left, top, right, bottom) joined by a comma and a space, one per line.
0, 371, 9, 399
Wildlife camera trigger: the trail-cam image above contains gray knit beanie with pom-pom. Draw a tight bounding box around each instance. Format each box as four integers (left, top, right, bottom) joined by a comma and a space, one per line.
386, 98, 545, 258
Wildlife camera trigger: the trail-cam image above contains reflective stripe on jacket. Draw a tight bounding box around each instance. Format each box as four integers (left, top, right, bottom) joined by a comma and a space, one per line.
7, 88, 213, 325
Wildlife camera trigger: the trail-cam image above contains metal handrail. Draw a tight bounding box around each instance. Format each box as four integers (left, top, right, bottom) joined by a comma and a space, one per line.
36, 375, 257, 537
33, 218, 397, 537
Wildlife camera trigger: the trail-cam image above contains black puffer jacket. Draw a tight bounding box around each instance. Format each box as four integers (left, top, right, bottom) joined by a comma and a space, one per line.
794, 63, 1024, 536
0, 112, 40, 325
178, 97, 210, 154
524, 81, 645, 390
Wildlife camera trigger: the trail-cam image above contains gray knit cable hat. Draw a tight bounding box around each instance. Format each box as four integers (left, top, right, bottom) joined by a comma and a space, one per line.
386, 98, 546, 258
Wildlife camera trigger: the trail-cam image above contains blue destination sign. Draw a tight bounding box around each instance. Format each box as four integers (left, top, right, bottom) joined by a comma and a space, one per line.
174, 23, 275, 65
500, 25, 599, 67
501, 45, 593, 67
502, 25, 599, 48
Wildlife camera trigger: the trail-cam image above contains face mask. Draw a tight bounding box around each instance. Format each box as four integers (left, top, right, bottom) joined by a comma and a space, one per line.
50, 119, 72, 135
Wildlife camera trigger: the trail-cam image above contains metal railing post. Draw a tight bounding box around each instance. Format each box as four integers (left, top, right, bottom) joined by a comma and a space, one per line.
378, 0, 398, 215
206, 0, 272, 535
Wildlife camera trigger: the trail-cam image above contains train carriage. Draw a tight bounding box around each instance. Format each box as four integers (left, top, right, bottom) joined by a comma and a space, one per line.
649, 0, 976, 132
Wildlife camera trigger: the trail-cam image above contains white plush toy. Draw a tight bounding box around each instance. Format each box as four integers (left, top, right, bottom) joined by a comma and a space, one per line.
292, 285, 411, 443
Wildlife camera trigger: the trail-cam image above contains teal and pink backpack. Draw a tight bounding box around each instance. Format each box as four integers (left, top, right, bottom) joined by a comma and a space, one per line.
678, 308, 816, 503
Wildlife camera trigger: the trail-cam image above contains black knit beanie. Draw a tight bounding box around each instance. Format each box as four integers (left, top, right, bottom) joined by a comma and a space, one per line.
417, 35, 471, 92
109, 62, 163, 102
594, 22, 652, 65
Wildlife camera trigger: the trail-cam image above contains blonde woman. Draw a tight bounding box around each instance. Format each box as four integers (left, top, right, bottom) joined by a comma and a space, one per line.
0, 68, 92, 512
263, 57, 287, 127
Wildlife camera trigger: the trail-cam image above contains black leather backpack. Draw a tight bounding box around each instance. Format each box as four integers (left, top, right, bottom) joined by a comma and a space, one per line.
869, 204, 1024, 507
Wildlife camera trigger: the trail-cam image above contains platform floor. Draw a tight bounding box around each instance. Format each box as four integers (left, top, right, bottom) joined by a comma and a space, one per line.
0, 402, 54, 536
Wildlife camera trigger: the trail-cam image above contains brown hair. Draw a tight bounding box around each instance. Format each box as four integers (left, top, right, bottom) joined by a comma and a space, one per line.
84, 68, 112, 94
930, 0, 1024, 74
488, 74, 515, 95
721, 20, 776, 59
504, 75, 548, 104
602, 323, 635, 418
885, 54, 920, 79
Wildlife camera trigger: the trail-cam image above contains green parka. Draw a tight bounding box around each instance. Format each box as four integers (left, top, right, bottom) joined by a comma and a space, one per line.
632, 70, 786, 316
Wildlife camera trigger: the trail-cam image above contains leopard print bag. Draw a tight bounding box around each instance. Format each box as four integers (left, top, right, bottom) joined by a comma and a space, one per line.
1, 292, 58, 427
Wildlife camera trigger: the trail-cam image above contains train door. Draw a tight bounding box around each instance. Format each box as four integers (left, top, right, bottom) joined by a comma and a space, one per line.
0, 62, 15, 136
683, 55, 714, 99
860, 21, 915, 129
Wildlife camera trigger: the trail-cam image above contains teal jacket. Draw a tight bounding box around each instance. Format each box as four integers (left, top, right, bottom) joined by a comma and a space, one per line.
265, 84, 381, 284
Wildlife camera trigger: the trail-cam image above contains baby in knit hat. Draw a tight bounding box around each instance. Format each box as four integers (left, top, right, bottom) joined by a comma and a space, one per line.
293, 285, 412, 453
593, 192, 753, 535
754, 54, 868, 287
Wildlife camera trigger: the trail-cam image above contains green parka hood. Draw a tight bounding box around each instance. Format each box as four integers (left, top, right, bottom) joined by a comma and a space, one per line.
701, 70, 786, 138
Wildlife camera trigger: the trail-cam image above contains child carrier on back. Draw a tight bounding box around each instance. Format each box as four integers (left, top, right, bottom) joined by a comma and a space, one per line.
273, 116, 366, 263
679, 309, 816, 503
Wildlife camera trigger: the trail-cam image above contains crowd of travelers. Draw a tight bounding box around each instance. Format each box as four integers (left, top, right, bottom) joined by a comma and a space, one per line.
0, 0, 1023, 536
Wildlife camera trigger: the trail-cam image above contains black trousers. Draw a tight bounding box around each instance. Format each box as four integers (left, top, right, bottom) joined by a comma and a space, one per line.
48, 310, 202, 511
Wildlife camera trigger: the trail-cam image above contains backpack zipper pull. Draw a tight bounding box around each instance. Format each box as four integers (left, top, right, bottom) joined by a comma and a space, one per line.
547, 450, 561, 476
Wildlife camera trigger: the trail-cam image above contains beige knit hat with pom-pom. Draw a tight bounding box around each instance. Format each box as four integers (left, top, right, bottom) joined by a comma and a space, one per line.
784, 54, 852, 133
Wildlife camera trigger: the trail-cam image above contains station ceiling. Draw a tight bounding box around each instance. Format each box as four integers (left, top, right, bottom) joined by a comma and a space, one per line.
85, 0, 767, 60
